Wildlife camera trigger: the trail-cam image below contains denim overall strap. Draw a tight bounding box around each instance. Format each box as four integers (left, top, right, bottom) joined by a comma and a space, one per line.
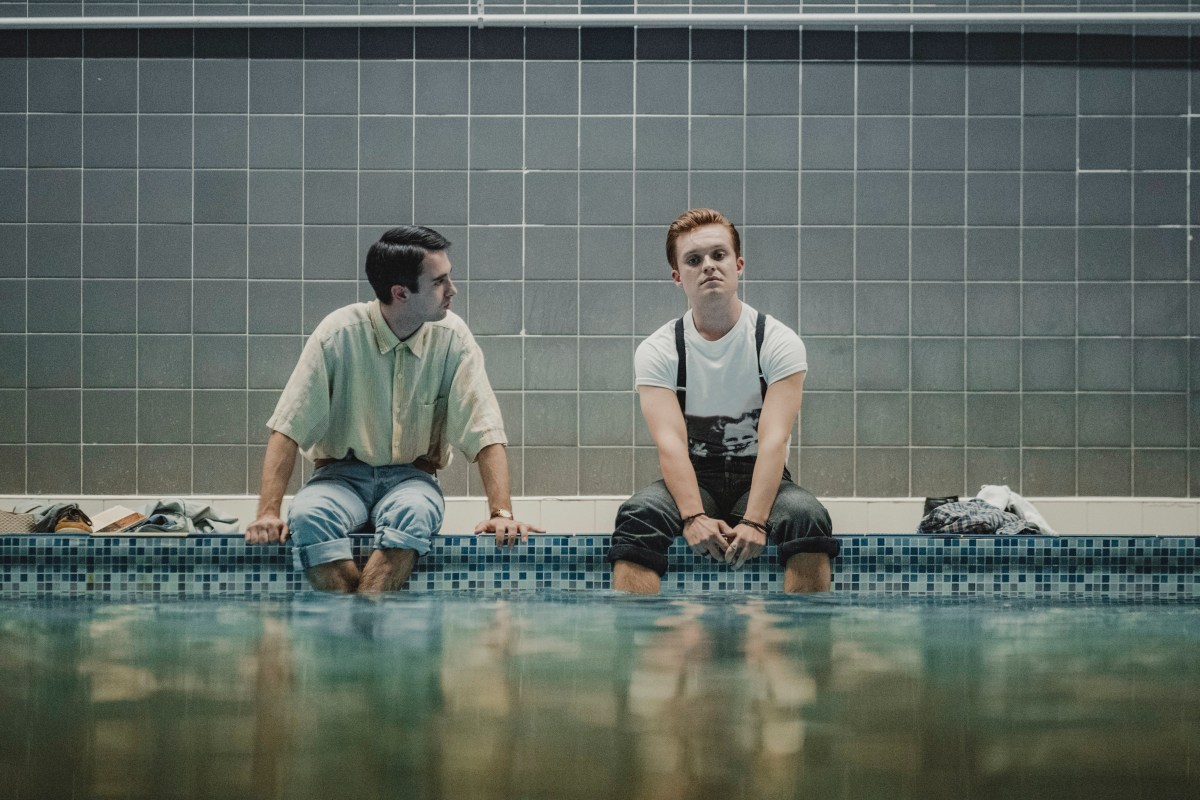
755, 311, 768, 400
674, 317, 687, 410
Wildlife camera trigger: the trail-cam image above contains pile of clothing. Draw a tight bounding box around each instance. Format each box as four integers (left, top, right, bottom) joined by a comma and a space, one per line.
0, 500, 239, 535
918, 485, 1057, 536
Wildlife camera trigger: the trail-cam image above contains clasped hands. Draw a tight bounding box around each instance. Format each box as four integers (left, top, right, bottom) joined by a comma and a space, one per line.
682, 514, 765, 569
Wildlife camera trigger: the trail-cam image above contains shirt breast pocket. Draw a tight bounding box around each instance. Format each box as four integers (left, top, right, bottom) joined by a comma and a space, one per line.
400, 400, 439, 461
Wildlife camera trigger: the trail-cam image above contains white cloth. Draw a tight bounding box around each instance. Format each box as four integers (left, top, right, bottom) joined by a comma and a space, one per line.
634, 303, 807, 458
975, 484, 1057, 534
1007, 491, 1057, 534
975, 484, 1011, 511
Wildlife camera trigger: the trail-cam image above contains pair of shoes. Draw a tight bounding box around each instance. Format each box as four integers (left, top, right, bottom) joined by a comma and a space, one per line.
54, 508, 93, 533
923, 496, 959, 515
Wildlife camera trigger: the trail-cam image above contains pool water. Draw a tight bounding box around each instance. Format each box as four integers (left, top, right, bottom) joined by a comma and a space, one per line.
2, 594, 1198, 800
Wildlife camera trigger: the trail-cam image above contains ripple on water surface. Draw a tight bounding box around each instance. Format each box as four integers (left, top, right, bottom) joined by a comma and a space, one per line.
1, 593, 1198, 799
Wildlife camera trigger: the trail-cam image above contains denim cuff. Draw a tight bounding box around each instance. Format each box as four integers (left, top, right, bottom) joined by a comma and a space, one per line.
293, 537, 355, 571
608, 543, 669, 577
777, 536, 840, 567
374, 526, 433, 556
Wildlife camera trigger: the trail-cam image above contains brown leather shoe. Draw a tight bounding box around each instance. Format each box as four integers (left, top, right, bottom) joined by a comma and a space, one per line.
54, 508, 93, 533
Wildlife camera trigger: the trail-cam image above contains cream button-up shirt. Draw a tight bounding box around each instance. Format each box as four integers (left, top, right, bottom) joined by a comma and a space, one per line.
267, 301, 507, 469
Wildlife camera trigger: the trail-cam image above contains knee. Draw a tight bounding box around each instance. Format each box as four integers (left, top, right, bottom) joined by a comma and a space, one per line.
772, 503, 830, 542
615, 484, 678, 530
373, 498, 441, 556
610, 484, 678, 576
772, 488, 832, 537
774, 490, 839, 566
614, 497, 644, 527
374, 494, 443, 538
287, 496, 354, 546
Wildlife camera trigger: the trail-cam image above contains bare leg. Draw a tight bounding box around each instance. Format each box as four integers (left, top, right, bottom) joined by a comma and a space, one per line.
305, 558, 361, 593
613, 560, 662, 595
783, 553, 831, 594
357, 548, 418, 594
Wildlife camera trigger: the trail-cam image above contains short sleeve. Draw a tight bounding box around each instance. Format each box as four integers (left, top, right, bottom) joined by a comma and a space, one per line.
443, 329, 508, 462
266, 335, 332, 449
633, 323, 678, 390
759, 315, 807, 385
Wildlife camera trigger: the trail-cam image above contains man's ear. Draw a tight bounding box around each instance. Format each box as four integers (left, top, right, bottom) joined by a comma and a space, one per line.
671, 268, 682, 286
390, 284, 408, 303
735, 256, 744, 275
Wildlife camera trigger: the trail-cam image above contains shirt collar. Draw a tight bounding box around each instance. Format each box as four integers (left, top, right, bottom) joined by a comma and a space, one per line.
368, 300, 429, 358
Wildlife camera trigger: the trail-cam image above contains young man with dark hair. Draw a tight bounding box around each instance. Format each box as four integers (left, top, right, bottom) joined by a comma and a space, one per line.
246, 225, 540, 593
609, 209, 838, 594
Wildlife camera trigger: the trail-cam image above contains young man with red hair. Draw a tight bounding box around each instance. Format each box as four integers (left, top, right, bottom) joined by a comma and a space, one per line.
609, 209, 837, 593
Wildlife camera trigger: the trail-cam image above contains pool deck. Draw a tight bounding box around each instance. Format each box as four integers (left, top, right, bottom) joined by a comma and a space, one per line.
2, 533, 1198, 598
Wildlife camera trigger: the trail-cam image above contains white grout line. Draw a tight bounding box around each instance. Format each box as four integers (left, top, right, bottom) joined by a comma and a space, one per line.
23, 29, 29, 496
851, 31, 860, 496
1128, 26, 1137, 494
187, 29, 197, 495
1018, 23, 1026, 494
77, 33, 84, 493
907, 25, 915, 497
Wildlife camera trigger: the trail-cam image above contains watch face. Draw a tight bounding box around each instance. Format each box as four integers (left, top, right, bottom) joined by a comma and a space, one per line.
493, 509, 514, 520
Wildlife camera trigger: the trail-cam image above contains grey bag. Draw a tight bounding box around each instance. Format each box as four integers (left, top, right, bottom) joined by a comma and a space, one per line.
0, 510, 36, 534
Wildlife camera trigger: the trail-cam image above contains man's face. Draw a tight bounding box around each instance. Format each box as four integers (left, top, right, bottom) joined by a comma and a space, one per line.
409, 249, 457, 322
671, 225, 743, 303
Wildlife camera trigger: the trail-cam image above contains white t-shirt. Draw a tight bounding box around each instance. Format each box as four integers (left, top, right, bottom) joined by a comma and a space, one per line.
634, 303, 808, 458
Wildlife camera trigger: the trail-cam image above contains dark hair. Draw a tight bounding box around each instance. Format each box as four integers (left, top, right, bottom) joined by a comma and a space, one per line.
365, 226, 451, 304
665, 208, 741, 269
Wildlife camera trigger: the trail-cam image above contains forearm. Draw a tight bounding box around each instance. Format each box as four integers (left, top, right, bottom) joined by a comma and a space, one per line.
638, 386, 705, 521
256, 431, 299, 517
475, 442, 513, 513
742, 434, 789, 524
742, 372, 806, 526
658, 442, 705, 519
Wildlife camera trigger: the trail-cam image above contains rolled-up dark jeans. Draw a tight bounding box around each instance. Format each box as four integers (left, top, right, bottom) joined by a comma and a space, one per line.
608, 456, 838, 577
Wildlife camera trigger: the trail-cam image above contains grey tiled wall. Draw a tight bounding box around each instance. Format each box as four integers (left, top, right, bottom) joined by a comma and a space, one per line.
3, 1, 1199, 18
0, 18, 1195, 499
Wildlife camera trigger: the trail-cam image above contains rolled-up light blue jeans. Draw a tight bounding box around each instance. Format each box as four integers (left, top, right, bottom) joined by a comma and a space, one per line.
288, 460, 444, 571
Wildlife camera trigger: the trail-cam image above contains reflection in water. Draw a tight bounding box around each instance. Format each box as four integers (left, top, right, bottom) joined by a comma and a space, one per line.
1, 595, 1198, 799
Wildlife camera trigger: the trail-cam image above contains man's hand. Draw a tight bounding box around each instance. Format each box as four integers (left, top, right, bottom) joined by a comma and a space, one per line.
723, 522, 767, 570
246, 514, 289, 545
682, 514, 731, 561
474, 515, 545, 547
248, 431, 298, 546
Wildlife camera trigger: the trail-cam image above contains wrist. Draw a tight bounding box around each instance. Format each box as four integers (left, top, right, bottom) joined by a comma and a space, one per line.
490, 508, 514, 520
740, 518, 769, 535
681, 512, 706, 527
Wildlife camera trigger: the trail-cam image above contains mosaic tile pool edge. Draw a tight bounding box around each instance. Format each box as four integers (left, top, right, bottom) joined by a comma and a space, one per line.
2, 534, 1198, 598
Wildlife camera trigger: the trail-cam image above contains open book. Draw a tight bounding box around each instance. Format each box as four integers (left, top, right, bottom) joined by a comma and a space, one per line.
87, 506, 182, 537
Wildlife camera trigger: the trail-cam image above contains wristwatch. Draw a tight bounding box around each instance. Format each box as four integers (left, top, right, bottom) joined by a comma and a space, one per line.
491, 508, 514, 521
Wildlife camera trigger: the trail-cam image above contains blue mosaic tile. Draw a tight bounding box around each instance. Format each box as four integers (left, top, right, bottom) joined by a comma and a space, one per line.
1, 534, 1197, 599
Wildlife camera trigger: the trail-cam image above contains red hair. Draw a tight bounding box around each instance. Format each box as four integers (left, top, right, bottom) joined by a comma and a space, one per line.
665, 208, 741, 269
